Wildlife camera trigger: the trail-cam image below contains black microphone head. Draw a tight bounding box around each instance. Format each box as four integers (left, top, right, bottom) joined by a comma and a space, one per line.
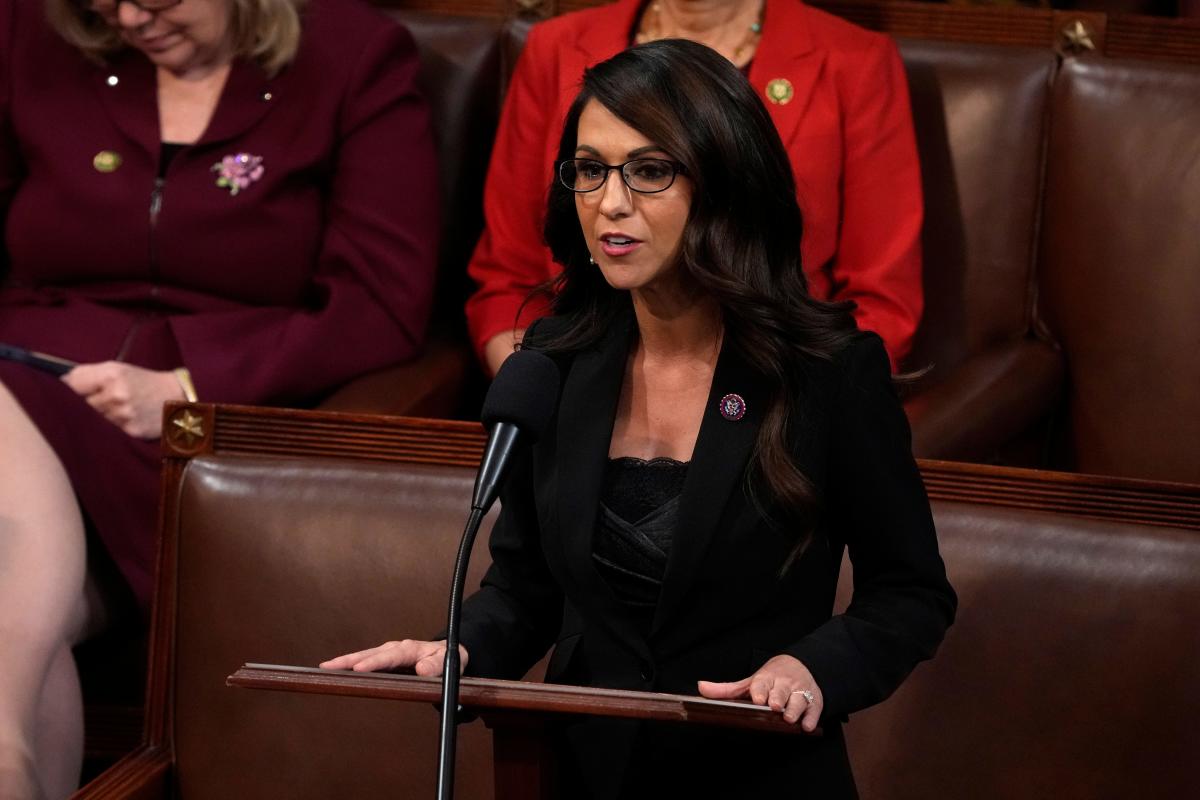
480, 349, 560, 442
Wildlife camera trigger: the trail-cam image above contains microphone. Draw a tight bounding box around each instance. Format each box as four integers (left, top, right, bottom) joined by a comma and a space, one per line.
438, 349, 559, 800
471, 349, 560, 512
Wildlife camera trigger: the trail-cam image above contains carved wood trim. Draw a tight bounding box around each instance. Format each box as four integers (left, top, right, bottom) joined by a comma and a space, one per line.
920, 459, 1200, 529
1105, 11, 1200, 61
165, 404, 1200, 531
70, 745, 171, 800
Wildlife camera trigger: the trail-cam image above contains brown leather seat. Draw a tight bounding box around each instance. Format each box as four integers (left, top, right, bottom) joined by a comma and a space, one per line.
897, 40, 1065, 462
839, 495, 1200, 798
171, 456, 500, 798
1039, 55, 1200, 483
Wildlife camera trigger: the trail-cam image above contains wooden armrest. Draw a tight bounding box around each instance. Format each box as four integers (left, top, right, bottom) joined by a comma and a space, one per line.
317, 338, 474, 418
904, 337, 1064, 461
72, 746, 171, 800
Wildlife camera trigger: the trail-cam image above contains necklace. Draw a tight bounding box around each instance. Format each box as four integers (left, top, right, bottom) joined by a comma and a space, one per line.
635, 1, 766, 67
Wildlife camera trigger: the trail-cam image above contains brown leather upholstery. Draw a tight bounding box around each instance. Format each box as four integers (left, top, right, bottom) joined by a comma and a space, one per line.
75, 402, 1200, 797
170, 456, 499, 798
1039, 56, 1200, 483
838, 499, 1200, 798
897, 40, 1065, 461
390, 10, 503, 309
155, 451, 1200, 799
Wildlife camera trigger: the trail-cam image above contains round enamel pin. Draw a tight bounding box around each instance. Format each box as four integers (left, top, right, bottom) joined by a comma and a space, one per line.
765, 78, 794, 105
93, 150, 122, 173
719, 393, 747, 421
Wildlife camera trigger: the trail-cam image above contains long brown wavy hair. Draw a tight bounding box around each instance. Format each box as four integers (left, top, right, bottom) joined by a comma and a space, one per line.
536, 39, 861, 554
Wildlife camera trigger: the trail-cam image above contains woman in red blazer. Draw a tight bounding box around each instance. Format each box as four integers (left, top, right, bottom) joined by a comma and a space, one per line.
0, 0, 437, 793
467, 0, 924, 374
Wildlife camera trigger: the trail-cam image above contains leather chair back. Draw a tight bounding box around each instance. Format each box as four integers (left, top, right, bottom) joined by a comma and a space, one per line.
1039, 56, 1200, 483
838, 498, 1200, 798
170, 456, 499, 799
898, 40, 1056, 375
387, 10, 504, 323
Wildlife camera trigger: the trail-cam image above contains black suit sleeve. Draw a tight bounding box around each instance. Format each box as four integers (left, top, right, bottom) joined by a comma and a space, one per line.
784, 335, 957, 718
455, 445, 564, 679
456, 320, 565, 679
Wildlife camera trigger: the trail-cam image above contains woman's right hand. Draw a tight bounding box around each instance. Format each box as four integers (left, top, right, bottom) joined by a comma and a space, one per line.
318, 639, 468, 676
61, 361, 185, 439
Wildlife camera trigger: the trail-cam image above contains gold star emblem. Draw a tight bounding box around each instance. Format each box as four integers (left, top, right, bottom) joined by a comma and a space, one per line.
766, 78, 794, 105
1060, 20, 1096, 54
170, 410, 205, 447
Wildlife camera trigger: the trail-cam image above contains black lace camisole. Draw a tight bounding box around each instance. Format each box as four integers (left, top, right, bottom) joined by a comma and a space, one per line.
593, 456, 688, 630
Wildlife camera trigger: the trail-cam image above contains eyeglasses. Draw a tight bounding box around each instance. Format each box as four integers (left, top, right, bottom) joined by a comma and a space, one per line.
558, 158, 686, 194
86, 0, 184, 14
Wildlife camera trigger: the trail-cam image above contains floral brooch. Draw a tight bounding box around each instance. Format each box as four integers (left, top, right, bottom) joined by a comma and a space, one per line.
212, 153, 264, 196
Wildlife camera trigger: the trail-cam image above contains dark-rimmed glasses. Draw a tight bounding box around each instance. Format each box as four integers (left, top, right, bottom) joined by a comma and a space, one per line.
558, 158, 686, 194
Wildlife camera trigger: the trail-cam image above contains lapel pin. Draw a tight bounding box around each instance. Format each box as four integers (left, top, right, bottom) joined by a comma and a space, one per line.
93, 150, 122, 173
719, 393, 747, 422
212, 152, 265, 196
765, 78, 794, 105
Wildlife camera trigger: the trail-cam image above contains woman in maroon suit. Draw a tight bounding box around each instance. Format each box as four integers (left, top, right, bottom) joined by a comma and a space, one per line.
0, 0, 437, 793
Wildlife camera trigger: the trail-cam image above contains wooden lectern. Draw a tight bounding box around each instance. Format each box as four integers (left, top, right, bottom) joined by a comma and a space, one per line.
227, 664, 812, 800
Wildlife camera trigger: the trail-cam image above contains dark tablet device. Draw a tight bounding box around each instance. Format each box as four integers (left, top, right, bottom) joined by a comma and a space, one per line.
0, 342, 77, 376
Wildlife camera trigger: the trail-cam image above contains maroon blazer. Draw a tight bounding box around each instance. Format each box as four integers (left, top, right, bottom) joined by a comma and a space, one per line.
0, 0, 439, 406
0, 0, 438, 609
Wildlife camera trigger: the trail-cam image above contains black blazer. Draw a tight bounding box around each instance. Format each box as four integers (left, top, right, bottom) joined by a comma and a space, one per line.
459, 310, 956, 798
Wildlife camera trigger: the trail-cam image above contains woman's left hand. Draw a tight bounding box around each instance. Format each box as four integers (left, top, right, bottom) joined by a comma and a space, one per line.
62, 362, 185, 439
697, 654, 824, 731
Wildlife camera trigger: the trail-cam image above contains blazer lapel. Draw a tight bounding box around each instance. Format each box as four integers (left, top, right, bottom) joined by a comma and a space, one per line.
94, 50, 159, 157
652, 340, 767, 637
553, 312, 651, 658
94, 51, 282, 154
197, 59, 283, 147
748, 0, 825, 150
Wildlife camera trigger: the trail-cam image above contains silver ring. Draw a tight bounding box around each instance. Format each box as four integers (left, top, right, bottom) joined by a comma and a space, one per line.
791, 689, 814, 705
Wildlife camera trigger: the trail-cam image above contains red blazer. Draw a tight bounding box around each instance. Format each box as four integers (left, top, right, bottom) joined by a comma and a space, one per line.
0, 0, 438, 405
465, 0, 923, 366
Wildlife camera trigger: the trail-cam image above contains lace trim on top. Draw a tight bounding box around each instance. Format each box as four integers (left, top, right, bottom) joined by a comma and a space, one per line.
593, 456, 688, 612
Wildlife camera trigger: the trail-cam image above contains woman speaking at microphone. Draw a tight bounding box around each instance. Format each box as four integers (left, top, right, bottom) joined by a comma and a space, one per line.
324, 40, 955, 798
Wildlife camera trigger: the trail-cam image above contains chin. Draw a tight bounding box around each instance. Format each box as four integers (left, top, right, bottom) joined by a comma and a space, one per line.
595, 266, 646, 293
142, 47, 191, 72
